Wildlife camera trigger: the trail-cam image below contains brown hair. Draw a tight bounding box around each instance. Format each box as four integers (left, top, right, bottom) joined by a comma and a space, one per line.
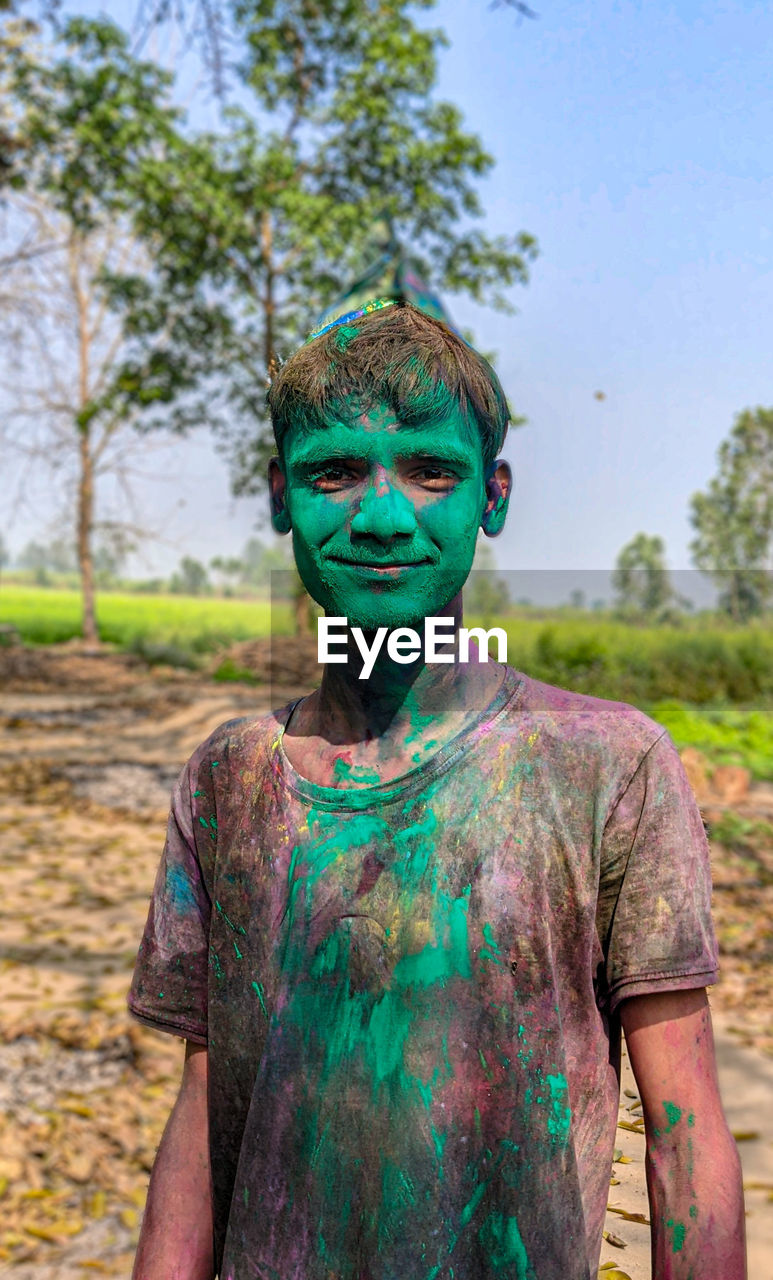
267, 302, 510, 468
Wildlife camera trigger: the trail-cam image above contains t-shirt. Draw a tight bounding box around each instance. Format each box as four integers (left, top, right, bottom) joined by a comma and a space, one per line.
128, 667, 719, 1280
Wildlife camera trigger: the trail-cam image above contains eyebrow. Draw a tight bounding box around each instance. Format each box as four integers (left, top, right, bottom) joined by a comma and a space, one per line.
288, 439, 475, 471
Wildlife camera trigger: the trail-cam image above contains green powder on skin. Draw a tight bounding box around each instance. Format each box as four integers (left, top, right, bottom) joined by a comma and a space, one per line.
654, 1099, 683, 1137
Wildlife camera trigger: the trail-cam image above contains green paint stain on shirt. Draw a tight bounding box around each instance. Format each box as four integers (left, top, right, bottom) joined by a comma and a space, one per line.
689, 1204, 698, 1220
480, 922, 505, 967
215, 900, 247, 935
460, 1181, 487, 1227
431, 1125, 447, 1165
251, 980, 268, 1017
666, 1217, 687, 1253
546, 1072, 572, 1142
477, 1211, 534, 1278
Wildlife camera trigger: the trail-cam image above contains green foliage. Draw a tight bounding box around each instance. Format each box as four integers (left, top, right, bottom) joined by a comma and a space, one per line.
689, 407, 773, 621
79, 2, 537, 493
649, 700, 773, 782
707, 809, 773, 852
212, 656, 263, 684
499, 618, 773, 705
611, 532, 682, 621
17, 538, 76, 574
169, 556, 211, 596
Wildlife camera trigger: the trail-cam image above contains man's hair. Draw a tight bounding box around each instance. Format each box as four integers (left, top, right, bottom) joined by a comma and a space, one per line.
267, 302, 510, 469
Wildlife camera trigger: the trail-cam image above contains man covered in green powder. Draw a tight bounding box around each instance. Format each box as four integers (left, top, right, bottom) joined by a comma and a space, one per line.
128, 300, 745, 1280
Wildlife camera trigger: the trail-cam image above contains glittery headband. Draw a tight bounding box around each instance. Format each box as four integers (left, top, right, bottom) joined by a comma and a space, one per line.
304, 296, 397, 345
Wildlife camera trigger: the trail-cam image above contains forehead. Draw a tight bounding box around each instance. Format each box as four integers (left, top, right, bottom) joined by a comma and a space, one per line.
283, 400, 481, 465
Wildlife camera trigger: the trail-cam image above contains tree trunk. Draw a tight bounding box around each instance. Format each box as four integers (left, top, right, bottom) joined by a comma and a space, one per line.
71, 231, 99, 645
261, 209, 277, 379
78, 423, 99, 645
263, 210, 311, 630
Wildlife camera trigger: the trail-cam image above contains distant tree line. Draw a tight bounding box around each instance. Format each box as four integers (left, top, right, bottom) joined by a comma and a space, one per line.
0, 534, 293, 595
612, 406, 773, 624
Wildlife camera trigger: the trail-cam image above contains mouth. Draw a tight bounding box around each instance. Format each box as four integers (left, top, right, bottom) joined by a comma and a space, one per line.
328, 557, 433, 574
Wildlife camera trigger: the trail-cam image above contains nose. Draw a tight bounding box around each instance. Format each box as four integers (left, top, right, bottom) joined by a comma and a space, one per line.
350, 470, 418, 543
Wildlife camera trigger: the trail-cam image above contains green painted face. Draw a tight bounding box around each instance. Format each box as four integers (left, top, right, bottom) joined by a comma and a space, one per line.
278, 402, 492, 630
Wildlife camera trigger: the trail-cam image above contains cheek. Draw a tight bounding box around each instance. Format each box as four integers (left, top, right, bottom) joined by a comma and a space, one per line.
291, 494, 349, 551
421, 485, 484, 548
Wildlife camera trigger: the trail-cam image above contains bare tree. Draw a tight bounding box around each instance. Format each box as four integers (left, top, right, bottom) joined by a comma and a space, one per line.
0, 194, 155, 641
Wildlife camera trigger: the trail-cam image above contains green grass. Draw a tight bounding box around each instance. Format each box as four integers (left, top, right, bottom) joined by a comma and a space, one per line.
645, 700, 773, 782
0, 586, 288, 654
496, 616, 773, 704
3, 586, 772, 778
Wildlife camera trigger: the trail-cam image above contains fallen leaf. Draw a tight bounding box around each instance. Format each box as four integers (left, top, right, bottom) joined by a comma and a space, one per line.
602, 1228, 627, 1248
732, 1130, 760, 1142
60, 1102, 94, 1118
609, 1177, 620, 1186
598, 1268, 633, 1279
607, 1205, 650, 1225
617, 1120, 645, 1134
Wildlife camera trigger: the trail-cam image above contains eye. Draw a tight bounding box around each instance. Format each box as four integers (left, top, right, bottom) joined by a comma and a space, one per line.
309, 465, 357, 492
410, 466, 458, 492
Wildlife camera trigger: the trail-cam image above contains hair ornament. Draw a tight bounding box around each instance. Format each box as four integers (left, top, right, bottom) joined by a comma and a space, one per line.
304, 297, 397, 345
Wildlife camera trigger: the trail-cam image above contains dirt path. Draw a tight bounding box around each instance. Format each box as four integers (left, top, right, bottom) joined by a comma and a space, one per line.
0, 645, 770, 1277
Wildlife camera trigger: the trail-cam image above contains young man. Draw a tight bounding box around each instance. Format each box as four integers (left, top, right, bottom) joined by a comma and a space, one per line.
128, 300, 745, 1280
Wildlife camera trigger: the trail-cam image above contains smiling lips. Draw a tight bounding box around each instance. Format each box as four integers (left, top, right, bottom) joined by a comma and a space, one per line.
329, 557, 432, 572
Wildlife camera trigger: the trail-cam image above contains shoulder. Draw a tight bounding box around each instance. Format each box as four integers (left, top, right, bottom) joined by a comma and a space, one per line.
506, 668, 669, 791
182, 698, 298, 790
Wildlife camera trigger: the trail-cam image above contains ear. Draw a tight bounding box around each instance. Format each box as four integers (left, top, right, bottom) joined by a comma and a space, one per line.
481, 459, 512, 538
268, 456, 292, 534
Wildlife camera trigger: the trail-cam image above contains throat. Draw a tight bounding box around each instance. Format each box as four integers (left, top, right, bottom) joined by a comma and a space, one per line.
281, 662, 506, 789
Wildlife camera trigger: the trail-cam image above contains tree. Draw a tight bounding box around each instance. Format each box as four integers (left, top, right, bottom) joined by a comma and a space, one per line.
689, 407, 773, 622
612, 532, 677, 621
170, 555, 210, 595
3, 6, 536, 638
96, 0, 537, 496
0, 17, 211, 642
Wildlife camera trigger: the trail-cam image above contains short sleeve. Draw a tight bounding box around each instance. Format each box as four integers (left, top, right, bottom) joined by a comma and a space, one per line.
128, 758, 211, 1043
598, 729, 719, 1015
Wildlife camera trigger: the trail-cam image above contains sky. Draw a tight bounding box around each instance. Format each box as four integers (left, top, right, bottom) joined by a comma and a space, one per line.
2, 0, 771, 599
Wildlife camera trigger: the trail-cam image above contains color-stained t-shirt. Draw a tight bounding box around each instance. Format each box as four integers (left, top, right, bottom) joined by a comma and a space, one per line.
128, 667, 719, 1280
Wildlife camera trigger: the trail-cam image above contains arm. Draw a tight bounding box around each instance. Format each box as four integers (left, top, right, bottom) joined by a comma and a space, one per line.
620, 988, 746, 1280
132, 1041, 215, 1280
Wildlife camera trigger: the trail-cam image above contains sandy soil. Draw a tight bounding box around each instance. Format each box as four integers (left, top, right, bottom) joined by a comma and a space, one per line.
0, 644, 771, 1278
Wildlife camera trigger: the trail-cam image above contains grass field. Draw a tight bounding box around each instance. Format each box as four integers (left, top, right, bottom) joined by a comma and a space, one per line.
2, 586, 772, 778
0, 586, 288, 660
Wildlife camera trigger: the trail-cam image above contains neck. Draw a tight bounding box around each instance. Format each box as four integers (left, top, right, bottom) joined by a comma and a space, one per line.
303, 595, 501, 747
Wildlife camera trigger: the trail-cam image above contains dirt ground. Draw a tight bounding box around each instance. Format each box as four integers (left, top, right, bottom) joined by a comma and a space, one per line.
0, 643, 771, 1278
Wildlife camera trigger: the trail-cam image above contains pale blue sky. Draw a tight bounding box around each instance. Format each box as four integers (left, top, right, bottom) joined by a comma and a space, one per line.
2, 0, 771, 589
